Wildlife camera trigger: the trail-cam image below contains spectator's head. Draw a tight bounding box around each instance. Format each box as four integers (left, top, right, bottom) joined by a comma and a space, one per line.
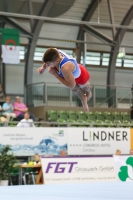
24, 112, 30, 120
115, 149, 121, 155
129, 149, 133, 155
60, 150, 67, 157
34, 154, 40, 162
5, 96, 11, 103
15, 96, 21, 103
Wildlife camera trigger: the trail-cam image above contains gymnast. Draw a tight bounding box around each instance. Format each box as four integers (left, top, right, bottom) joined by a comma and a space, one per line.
37, 48, 92, 112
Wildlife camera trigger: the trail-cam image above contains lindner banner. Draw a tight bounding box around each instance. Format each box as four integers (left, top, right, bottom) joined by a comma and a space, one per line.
0, 128, 67, 156
41, 157, 116, 184
0, 127, 131, 156
67, 128, 130, 155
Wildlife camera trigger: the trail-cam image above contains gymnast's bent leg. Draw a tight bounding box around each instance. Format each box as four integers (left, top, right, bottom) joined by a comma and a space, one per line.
71, 84, 89, 112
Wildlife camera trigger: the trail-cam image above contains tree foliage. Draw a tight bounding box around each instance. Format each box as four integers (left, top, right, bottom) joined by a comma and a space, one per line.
0, 145, 16, 180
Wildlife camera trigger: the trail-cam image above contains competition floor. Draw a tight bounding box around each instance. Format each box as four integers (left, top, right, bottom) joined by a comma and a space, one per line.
0, 182, 132, 200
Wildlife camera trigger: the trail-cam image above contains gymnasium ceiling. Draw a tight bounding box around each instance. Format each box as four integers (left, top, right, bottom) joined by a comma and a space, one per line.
0, 0, 133, 86
0, 0, 133, 52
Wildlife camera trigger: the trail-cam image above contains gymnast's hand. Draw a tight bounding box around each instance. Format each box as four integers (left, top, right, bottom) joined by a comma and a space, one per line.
37, 63, 47, 74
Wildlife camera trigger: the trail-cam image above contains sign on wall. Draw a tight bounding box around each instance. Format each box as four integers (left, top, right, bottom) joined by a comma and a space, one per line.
114, 155, 133, 182
0, 128, 67, 156
0, 127, 131, 156
130, 129, 133, 149
67, 128, 130, 155
41, 157, 116, 184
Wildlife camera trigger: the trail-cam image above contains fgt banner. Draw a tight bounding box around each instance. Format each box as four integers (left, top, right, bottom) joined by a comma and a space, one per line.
41, 156, 117, 184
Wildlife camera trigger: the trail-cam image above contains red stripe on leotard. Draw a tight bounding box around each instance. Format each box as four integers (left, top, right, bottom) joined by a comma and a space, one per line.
75, 64, 90, 85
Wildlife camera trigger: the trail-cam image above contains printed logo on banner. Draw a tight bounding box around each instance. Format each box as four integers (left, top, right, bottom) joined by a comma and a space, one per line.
118, 157, 133, 182
45, 162, 78, 173
82, 130, 128, 142
0, 128, 67, 156
68, 128, 130, 155
41, 157, 117, 184
59, 130, 64, 136
69, 130, 128, 147
45, 161, 114, 174
52, 130, 64, 137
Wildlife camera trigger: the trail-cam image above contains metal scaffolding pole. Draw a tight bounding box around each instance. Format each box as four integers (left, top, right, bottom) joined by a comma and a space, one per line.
83, 32, 87, 67
0, 11, 133, 30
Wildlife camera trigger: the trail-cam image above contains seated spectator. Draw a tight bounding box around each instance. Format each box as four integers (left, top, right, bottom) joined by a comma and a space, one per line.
0, 116, 7, 122
60, 149, 67, 157
0, 105, 7, 122
0, 84, 6, 106
115, 149, 121, 155
2, 97, 16, 121
13, 96, 35, 121
17, 112, 35, 127
129, 149, 133, 155
33, 154, 40, 164
32, 154, 41, 182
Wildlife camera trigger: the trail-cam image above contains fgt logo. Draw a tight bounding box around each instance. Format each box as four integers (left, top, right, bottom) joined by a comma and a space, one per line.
45, 162, 78, 173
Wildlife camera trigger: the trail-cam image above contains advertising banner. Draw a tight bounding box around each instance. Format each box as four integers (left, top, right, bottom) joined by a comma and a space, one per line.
0, 128, 67, 156
114, 155, 133, 182
0, 127, 132, 156
67, 128, 130, 155
130, 129, 133, 149
41, 157, 116, 184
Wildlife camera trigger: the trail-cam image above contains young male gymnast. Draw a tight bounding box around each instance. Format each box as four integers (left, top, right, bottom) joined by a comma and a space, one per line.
37, 48, 92, 112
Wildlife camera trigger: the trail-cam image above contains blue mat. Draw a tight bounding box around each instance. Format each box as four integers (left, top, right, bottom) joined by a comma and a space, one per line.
0, 182, 132, 200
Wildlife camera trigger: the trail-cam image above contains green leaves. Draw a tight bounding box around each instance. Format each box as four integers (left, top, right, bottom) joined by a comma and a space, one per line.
0, 145, 17, 180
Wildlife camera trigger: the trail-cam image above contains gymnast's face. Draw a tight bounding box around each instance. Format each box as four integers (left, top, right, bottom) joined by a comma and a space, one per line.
46, 59, 59, 68
46, 62, 55, 68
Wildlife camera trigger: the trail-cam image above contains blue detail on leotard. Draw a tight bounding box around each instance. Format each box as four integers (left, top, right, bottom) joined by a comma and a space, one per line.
57, 50, 81, 79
